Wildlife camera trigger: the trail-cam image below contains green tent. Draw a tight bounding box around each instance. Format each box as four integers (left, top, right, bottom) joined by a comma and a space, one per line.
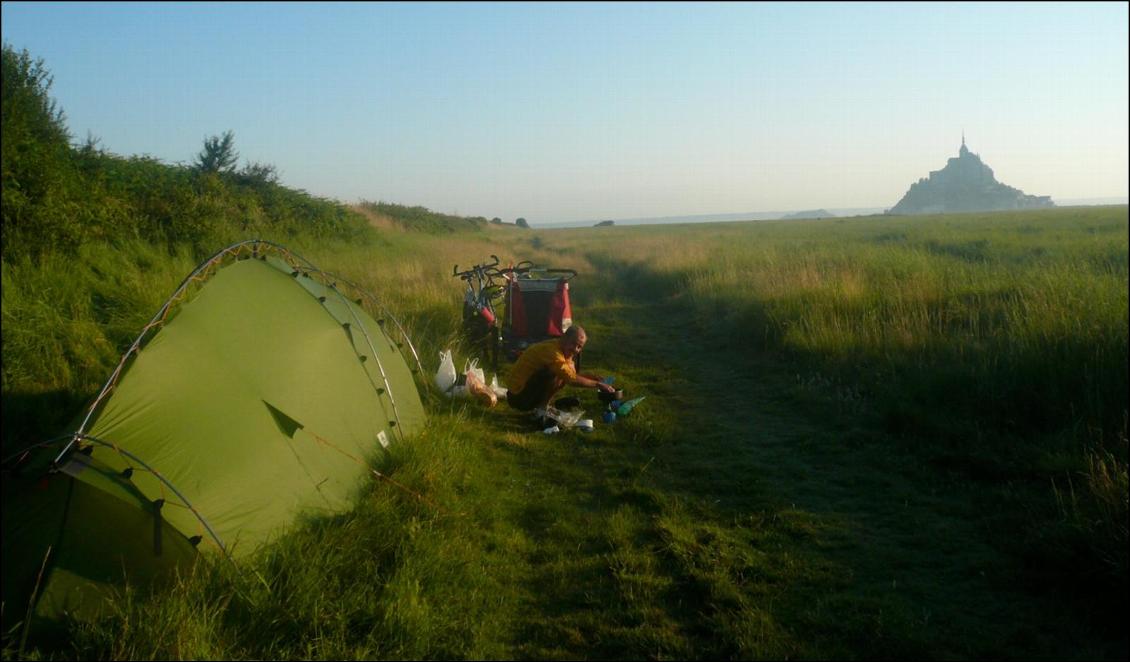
2, 240, 426, 632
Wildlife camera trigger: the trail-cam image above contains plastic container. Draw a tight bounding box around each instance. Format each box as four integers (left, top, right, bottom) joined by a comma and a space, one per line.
598, 389, 625, 404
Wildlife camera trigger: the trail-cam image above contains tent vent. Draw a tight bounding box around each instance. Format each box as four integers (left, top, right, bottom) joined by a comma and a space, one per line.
377, 319, 386, 325
377, 387, 386, 395
342, 322, 351, 331
355, 298, 362, 305
80, 445, 94, 456
188, 535, 203, 547
359, 355, 368, 363
318, 296, 327, 303
264, 401, 304, 439
389, 421, 397, 427
121, 467, 134, 479
291, 271, 300, 278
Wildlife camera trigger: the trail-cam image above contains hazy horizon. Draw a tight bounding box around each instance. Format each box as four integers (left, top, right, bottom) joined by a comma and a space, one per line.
2, 2, 1127, 226
535, 196, 1130, 229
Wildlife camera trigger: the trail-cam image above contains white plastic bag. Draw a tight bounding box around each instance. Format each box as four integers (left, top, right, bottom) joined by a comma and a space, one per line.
555, 409, 584, 428
465, 366, 497, 407
462, 358, 486, 387
489, 375, 508, 398
435, 349, 457, 394
540, 406, 583, 429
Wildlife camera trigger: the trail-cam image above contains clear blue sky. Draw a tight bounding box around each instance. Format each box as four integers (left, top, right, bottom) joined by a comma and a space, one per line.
3, 1, 1127, 224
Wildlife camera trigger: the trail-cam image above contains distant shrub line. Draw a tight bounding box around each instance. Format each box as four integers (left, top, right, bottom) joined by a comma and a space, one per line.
357, 200, 490, 234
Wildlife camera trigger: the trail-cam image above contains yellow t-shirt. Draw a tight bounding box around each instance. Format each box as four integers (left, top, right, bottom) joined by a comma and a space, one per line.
507, 339, 577, 393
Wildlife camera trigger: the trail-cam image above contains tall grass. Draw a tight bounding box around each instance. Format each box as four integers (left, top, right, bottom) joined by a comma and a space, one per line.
691, 210, 1127, 450
1, 240, 201, 445
559, 208, 1128, 453
532, 207, 1129, 604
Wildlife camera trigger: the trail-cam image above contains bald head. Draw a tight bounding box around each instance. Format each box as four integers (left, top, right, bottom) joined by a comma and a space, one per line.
560, 325, 586, 357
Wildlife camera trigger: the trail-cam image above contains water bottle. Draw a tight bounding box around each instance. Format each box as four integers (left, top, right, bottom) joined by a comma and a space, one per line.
617, 397, 645, 417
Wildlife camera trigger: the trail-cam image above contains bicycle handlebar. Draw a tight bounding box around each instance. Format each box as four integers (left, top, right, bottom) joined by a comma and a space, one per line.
488, 260, 535, 278
452, 254, 501, 278
453, 258, 576, 282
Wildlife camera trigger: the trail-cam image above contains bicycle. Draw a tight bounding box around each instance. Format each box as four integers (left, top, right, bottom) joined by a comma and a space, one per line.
453, 255, 505, 370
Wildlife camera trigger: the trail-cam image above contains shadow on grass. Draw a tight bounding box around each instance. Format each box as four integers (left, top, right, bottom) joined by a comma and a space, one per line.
1, 389, 92, 457
494, 247, 1128, 660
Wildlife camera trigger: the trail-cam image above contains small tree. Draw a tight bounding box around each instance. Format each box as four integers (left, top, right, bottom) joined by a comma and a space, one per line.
491, 217, 502, 225
77, 130, 103, 157
515, 217, 529, 228
195, 130, 239, 174
238, 160, 279, 186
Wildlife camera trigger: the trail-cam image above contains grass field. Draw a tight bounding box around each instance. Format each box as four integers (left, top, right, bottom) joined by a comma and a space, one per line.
2, 206, 1127, 659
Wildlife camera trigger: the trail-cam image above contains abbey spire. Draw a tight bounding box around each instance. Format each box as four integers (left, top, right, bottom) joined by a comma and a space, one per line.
887, 138, 1053, 215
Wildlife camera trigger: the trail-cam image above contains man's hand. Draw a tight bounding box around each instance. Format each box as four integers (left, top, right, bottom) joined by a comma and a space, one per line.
581, 374, 616, 394
573, 374, 616, 392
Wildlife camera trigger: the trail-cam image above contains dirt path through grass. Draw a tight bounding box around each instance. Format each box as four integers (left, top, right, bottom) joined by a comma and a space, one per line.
493, 251, 1122, 659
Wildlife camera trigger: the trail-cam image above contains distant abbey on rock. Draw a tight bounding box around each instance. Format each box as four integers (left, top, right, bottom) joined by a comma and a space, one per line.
887, 136, 1054, 215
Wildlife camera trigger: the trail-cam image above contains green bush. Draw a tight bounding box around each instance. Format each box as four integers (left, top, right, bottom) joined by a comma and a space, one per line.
358, 200, 489, 234
1, 44, 373, 259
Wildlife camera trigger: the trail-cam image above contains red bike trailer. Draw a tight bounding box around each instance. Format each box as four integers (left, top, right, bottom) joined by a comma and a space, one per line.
501, 265, 579, 368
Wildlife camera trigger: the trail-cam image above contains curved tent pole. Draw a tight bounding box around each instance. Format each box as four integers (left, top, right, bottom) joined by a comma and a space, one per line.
76, 434, 232, 558
51, 238, 425, 480
247, 240, 425, 380
16, 433, 231, 559
54, 240, 265, 466
248, 244, 424, 433
279, 264, 426, 382
324, 282, 410, 443
322, 274, 425, 378
344, 284, 426, 382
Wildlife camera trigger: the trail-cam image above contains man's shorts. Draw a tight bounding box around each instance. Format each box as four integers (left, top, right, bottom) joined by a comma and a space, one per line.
505, 367, 559, 411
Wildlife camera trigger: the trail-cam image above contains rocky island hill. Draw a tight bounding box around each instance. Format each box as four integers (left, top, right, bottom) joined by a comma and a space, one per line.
781, 209, 835, 220
888, 138, 1054, 215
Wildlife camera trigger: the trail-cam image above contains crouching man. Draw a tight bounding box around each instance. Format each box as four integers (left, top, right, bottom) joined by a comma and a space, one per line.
505, 325, 617, 412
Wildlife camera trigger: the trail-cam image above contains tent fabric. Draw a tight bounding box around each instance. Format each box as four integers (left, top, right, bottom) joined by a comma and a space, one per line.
2, 242, 425, 631
3, 457, 200, 624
